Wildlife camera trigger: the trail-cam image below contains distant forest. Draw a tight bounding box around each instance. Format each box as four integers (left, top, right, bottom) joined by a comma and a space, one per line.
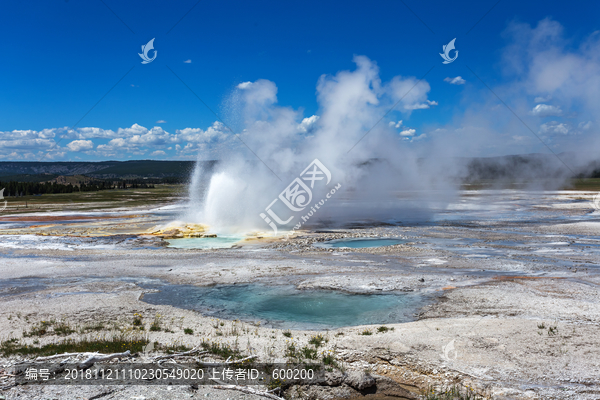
0, 160, 209, 196
0, 179, 164, 197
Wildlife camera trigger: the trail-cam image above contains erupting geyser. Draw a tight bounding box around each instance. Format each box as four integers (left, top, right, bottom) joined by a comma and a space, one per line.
184, 56, 461, 234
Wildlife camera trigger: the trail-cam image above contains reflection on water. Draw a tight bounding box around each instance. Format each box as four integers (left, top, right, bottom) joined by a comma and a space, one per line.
140, 283, 426, 329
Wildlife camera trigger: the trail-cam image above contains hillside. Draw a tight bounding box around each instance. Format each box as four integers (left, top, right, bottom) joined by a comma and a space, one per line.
0, 160, 214, 180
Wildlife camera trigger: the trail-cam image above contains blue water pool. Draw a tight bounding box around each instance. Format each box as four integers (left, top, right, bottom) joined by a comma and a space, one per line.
140, 283, 425, 329
314, 237, 408, 249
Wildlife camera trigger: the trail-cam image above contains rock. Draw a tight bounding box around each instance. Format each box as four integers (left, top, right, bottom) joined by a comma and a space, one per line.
160, 229, 183, 239
324, 370, 345, 386
344, 371, 376, 390
372, 375, 417, 399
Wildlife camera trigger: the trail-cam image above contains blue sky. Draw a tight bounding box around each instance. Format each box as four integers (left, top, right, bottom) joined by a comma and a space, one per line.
1, 0, 599, 161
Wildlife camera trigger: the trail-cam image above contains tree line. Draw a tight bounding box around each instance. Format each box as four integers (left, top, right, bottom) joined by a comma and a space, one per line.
0, 179, 158, 197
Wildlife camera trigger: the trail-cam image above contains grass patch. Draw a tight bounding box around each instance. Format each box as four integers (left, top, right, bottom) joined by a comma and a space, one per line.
284, 342, 298, 360
300, 346, 318, 360
282, 331, 292, 338
53, 322, 76, 336
184, 328, 194, 335
360, 329, 372, 336
308, 334, 326, 348
80, 322, 105, 333
322, 350, 337, 367
0, 335, 149, 357
200, 340, 242, 359
377, 326, 390, 333
132, 313, 143, 326
24, 320, 75, 337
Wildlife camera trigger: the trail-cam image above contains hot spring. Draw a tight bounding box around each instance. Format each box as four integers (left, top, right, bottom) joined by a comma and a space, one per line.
140, 283, 427, 329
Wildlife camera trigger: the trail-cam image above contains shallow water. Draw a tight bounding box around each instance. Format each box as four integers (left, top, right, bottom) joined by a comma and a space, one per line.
140, 283, 425, 329
165, 235, 243, 249
314, 237, 408, 249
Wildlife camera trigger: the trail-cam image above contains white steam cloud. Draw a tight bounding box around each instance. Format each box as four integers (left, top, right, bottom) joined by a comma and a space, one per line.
186, 56, 454, 233
185, 18, 600, 233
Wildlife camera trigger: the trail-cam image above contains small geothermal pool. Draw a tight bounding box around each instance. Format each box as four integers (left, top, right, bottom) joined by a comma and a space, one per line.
140, 283, 425, 329
165, 235, 243, 249
314, 237, 408, 249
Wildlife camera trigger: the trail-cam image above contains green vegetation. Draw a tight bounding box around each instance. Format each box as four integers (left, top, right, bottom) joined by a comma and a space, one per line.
284, 342, 298, 359
0, 183, 184, 214
570, 178, 600, 191
282, 330, 292, 338
200, 340, 243, 359
537, 322, 559, 336
300, 346, 318, 360
0, 335, 150, 357
24, 320, 74, 337
79, 323, 105, 333
308, 334, 326, 348
322, 351, 336, 366
132, 313, 143, 327
360, 329, 373, 336
0, 178, 163, 197
184, 328, 194, 335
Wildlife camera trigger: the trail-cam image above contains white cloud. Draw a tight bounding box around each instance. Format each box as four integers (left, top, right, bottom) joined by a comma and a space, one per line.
534, 94, 552, 103
579, 121, 593, 130
183, 59, 192, 63
504, 18, 600, 116
400, 128, 416, 136
388, 72, 435, 112
404, 100, 438, 110
529, 103, 563, 117
389, 120, 403, 128
297, 115, 320, 133
444, 76, 466, 85
66, 140, 94, 152
539, 121, 571, 135
237, 81, 253, 89
156, 120, 167, 124
150, 150, 166, 156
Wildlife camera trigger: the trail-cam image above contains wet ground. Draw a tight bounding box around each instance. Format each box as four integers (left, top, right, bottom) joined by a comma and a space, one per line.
0, 189, 599, 399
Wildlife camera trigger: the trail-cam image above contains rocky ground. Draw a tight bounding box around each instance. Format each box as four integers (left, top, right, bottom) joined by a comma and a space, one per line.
0, 190, 599, 399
